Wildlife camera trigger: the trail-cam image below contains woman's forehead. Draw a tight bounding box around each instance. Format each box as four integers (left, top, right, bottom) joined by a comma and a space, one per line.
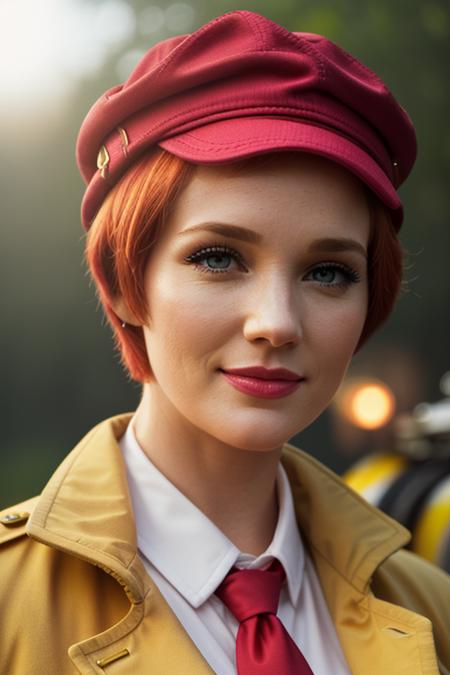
185, 152, 368, 198
178, 153, 366, 211
166, 153, 371, 244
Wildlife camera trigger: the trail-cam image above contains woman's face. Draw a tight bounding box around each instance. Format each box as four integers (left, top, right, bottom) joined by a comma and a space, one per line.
139, 153, 370, 451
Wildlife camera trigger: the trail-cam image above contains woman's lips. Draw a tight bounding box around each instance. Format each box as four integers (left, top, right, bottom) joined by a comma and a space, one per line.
221, 366, 302, 380
220, 369, 303, 399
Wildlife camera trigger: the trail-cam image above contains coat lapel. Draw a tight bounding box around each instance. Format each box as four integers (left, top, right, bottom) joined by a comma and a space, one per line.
282, 444, 441, 675
27, 413, 214, 674
67, 587, 214, 674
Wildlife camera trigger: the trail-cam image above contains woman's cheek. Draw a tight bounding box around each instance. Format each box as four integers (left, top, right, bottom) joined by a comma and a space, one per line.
309, 294, 366, 341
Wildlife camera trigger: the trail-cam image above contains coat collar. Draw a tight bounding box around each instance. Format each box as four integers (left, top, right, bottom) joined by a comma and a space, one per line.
27, 412, 410, 597
281, 444, 411, 591
28, 414, 148, 603
26, 414, 440, 674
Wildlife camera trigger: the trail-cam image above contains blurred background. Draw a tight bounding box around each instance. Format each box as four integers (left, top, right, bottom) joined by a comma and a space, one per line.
1, 0, 449, 510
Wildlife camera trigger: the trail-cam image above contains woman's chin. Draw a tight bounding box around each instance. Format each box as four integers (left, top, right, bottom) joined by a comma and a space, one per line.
214, 420, 301, 454
212, 402, 323, 451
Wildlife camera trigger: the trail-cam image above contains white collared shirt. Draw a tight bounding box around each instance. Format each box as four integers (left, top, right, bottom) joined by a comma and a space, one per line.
120, 420, 350, 675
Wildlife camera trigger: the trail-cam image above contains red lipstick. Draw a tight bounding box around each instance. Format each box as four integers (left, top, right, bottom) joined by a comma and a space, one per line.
220, 366, 303, 399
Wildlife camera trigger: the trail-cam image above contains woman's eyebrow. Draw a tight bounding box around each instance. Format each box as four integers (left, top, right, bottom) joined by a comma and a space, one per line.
308, 237, 367, 259
177, 222, 261, 243
178, 222, 367, 259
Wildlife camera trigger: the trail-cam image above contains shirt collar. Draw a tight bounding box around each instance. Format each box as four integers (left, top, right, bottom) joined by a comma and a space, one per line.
27, 412, 410, 607
120, 419, 304, 608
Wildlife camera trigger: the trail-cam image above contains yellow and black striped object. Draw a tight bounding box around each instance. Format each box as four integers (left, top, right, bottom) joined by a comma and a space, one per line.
344, 453, 450, 572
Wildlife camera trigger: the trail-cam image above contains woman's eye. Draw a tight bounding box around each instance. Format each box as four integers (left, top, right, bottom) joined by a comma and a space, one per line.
184, 247, 360, 286
184, 244, 246, 274
305, 264, 360, 287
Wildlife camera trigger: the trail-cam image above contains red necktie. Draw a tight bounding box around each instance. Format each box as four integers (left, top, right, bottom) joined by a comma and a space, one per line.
216, 559, 314, 674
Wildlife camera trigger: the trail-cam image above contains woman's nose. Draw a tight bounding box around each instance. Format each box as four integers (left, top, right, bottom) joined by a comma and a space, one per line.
242, 275, 303, 347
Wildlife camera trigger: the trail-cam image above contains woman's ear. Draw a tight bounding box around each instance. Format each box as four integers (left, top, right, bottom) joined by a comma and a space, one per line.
110, 296, 142, 327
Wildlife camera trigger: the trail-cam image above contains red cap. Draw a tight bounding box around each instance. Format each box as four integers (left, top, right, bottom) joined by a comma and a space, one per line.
76, 10, 417, 230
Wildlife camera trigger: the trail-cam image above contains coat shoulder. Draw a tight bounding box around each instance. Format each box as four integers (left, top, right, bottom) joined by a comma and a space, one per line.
0, 496, 130, 675
372, 548, 450, 670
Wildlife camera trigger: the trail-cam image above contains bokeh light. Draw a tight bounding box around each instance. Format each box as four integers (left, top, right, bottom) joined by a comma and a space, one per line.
0, 0, 136, 107
334, 378, 396, 430
1, 0, 197, 111
350, 384, 396, 429
140, 6, 166, 34
165, 2, 195, 32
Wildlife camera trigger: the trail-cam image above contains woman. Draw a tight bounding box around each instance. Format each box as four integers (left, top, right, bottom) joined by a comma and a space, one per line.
1, 10, 449, 675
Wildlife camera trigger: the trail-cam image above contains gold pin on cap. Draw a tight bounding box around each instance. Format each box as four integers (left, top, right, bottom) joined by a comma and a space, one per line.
97, 145, 110, 179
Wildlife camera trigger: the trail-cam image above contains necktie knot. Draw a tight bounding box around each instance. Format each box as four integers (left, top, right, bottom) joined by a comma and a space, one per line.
216, 559, 285, 623
215, 558, 314, 674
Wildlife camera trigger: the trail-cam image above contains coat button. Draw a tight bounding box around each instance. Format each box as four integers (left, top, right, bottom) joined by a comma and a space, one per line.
0, 512, 30, 527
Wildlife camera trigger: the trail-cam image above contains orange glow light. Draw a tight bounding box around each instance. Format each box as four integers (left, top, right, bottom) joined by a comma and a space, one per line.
349, 384, 396, 429
334, 378, 397, 430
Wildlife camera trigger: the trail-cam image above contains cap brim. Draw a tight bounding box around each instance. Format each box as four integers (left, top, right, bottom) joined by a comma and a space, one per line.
160, 117, 402, 228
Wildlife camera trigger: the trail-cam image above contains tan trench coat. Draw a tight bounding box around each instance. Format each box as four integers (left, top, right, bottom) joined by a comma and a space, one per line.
1, 413, 449, 674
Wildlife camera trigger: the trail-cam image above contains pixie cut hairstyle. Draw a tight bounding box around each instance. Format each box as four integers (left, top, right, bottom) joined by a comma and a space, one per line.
86, 148, 403, 382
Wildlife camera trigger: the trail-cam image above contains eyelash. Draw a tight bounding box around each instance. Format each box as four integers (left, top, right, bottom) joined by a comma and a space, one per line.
184, 242, 246, 274
183, 241, 361, 287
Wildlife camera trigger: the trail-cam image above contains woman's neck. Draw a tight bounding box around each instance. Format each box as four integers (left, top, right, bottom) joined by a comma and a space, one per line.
133, 386, 281, 556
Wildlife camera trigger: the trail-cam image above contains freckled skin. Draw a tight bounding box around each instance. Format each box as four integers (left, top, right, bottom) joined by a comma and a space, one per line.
118, 153, 370, 553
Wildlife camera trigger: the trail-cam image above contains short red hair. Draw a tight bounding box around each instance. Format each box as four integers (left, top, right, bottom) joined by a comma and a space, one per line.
86, 149, 403, 381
